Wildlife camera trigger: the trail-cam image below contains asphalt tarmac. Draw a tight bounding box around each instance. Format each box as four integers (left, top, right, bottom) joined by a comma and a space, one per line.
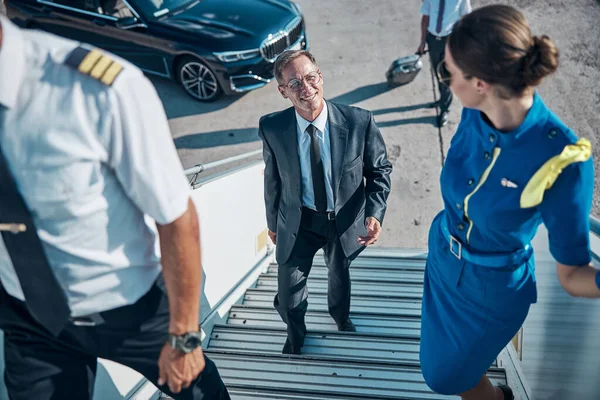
151, 0, 600, 249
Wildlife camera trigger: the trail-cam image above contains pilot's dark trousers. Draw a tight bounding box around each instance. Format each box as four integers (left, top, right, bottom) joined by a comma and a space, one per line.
426, 32, 453, 112
0, 278, 230, 400
274, 207, 352, 347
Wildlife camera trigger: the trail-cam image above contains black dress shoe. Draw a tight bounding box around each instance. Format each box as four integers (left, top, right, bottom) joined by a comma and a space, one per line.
336, 319, 357, 332
282, 338, 301, 355
438, 111, 449, 127
498, 384, 514, 400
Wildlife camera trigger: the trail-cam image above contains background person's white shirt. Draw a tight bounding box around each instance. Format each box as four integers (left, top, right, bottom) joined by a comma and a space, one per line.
420, 0, 472, 37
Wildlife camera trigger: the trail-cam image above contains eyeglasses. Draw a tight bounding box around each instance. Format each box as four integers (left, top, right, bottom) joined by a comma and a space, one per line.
436, 59, 472, 86
280, 70, 322, 91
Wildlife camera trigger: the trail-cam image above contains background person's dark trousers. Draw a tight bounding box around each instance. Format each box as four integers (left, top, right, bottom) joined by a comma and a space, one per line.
426, 32, 453, 113
0, 280, 230, 400
274, 207, 352, 349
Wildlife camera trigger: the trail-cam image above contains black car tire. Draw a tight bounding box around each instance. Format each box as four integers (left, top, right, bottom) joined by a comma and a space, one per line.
176, 56, 222, 102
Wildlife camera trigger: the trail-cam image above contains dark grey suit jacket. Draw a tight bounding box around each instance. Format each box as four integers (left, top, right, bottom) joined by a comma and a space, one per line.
258, 101, 392, 264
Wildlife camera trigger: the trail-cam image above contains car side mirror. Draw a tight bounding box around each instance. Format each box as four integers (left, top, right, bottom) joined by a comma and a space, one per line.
116, 16, 147, 30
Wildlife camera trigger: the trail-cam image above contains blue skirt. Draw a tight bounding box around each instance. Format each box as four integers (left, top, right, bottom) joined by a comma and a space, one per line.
419, 211, 537, 395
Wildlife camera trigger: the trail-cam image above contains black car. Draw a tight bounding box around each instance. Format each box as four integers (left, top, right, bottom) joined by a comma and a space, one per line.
6, 0, 308, 101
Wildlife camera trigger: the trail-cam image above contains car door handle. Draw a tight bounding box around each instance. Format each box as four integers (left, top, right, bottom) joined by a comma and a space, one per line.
93, 19, 107, 26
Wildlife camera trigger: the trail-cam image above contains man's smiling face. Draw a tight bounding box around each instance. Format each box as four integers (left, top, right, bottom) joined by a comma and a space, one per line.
278, 55, 324, 119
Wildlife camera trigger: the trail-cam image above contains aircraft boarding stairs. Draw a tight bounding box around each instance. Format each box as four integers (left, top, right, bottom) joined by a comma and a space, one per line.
202, 250, 513, 400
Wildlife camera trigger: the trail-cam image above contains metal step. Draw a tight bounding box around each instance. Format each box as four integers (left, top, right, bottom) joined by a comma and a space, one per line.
260, 271, 423, 285
243, 288, 421, 316
266, 264, 424, 283
255, 275, 423, 298
209, 323, 497, 367
207, 351, 506, 400
227, 305, 421, 337
311, 255, 426, 270
209, 324, 421, 365
318, 247, 427, 260
228, 387, 377, 400
227, 386, 449, 400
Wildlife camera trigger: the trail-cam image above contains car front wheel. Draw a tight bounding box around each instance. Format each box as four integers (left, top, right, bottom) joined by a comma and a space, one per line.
176, 56, 222, 102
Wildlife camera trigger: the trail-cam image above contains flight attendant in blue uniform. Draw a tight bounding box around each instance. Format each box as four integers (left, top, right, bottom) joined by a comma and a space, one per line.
420, 5, 598, 400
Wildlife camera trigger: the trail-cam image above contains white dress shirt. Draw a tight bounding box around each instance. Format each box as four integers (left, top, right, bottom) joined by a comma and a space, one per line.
295, 105, 334, 212
0, 16, 190, 317
420, 0, 472, 37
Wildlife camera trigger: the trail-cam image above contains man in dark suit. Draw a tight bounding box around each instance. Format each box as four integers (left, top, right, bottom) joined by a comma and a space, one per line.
258, 50, 392, 354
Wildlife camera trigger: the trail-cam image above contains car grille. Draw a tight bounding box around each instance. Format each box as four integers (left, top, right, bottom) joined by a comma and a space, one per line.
260, 16, 304, 62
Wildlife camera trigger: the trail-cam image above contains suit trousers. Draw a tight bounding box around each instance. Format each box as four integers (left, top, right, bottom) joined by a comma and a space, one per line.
0, 278, 230, 400
274, 207, 352, 347
426, 32, 453, 112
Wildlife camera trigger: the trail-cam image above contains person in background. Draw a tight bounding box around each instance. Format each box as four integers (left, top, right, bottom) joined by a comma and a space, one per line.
417, 0, 472, 127
420, 4, 596, 400
0, 15, 229, 399
258, 50, 392, 355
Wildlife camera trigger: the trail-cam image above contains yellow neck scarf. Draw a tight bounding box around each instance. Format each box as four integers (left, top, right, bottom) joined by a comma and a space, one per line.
520, 138, 592, 208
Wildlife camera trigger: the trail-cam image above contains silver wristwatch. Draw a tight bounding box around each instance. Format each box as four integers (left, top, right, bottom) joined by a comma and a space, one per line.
168, 331, 203, 353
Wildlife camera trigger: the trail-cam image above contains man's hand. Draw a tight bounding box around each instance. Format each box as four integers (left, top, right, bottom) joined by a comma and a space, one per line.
157, 344, 206, 394
358, 217, 381, 246
417, 42, 427, 55
156, 200, 204, 392
268, 229, 277, 245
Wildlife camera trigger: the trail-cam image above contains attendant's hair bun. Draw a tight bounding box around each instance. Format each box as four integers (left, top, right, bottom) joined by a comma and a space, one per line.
522, 35, 559, 87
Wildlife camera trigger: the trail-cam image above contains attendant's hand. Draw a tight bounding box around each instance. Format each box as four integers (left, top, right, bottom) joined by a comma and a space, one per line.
268, 229, 277, 245
157, 343, 205, 394
358, 217, 381, 246
417, 42, 427, 55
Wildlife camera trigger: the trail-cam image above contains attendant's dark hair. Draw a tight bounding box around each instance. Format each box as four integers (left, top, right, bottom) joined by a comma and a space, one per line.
448, 4, 559, 98
273, 50, 318, 84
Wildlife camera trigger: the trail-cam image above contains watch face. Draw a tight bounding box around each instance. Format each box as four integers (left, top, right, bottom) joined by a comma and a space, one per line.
184, 334, 202, 349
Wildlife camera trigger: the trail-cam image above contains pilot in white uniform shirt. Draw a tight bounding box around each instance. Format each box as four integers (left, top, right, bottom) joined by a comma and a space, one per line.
0, 15, 230, 400
0, 16, 190, 317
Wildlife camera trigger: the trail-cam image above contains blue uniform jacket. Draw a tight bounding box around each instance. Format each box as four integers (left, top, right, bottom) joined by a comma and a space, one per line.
440, 92, 594, 268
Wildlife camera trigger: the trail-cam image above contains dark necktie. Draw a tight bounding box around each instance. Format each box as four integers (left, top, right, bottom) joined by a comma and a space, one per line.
436, 0, 446, 34
0, 120, 71, 336
306, 124, 327, 213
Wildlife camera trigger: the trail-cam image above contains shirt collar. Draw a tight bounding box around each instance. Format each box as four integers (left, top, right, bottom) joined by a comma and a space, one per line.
476, 91, 548, 145
295, 102, 328, 135
0, 16, 26, 109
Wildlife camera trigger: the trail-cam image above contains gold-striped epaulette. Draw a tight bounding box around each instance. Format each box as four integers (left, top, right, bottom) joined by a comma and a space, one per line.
65, 46, 124, 86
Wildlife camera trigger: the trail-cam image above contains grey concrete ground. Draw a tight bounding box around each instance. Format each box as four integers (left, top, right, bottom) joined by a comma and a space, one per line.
151, 0, 600, 249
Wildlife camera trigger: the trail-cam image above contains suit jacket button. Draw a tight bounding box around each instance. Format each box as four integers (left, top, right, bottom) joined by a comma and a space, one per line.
548, 128, 558, 138
457, 223, 465, 231
467, 178, 475, 186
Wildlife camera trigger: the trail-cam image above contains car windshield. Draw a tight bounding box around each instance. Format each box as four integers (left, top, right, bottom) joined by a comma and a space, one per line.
137, 0, 197, 18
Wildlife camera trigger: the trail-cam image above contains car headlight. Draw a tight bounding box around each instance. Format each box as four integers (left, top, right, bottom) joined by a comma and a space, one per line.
290, 1, 301, 14
213, 49, 261, 63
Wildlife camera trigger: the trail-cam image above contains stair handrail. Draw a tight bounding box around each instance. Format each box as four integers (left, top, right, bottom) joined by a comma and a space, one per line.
184, 149, 262, 186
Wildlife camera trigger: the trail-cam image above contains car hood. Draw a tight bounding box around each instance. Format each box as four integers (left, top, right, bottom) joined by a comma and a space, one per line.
159, 0, 299, 47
